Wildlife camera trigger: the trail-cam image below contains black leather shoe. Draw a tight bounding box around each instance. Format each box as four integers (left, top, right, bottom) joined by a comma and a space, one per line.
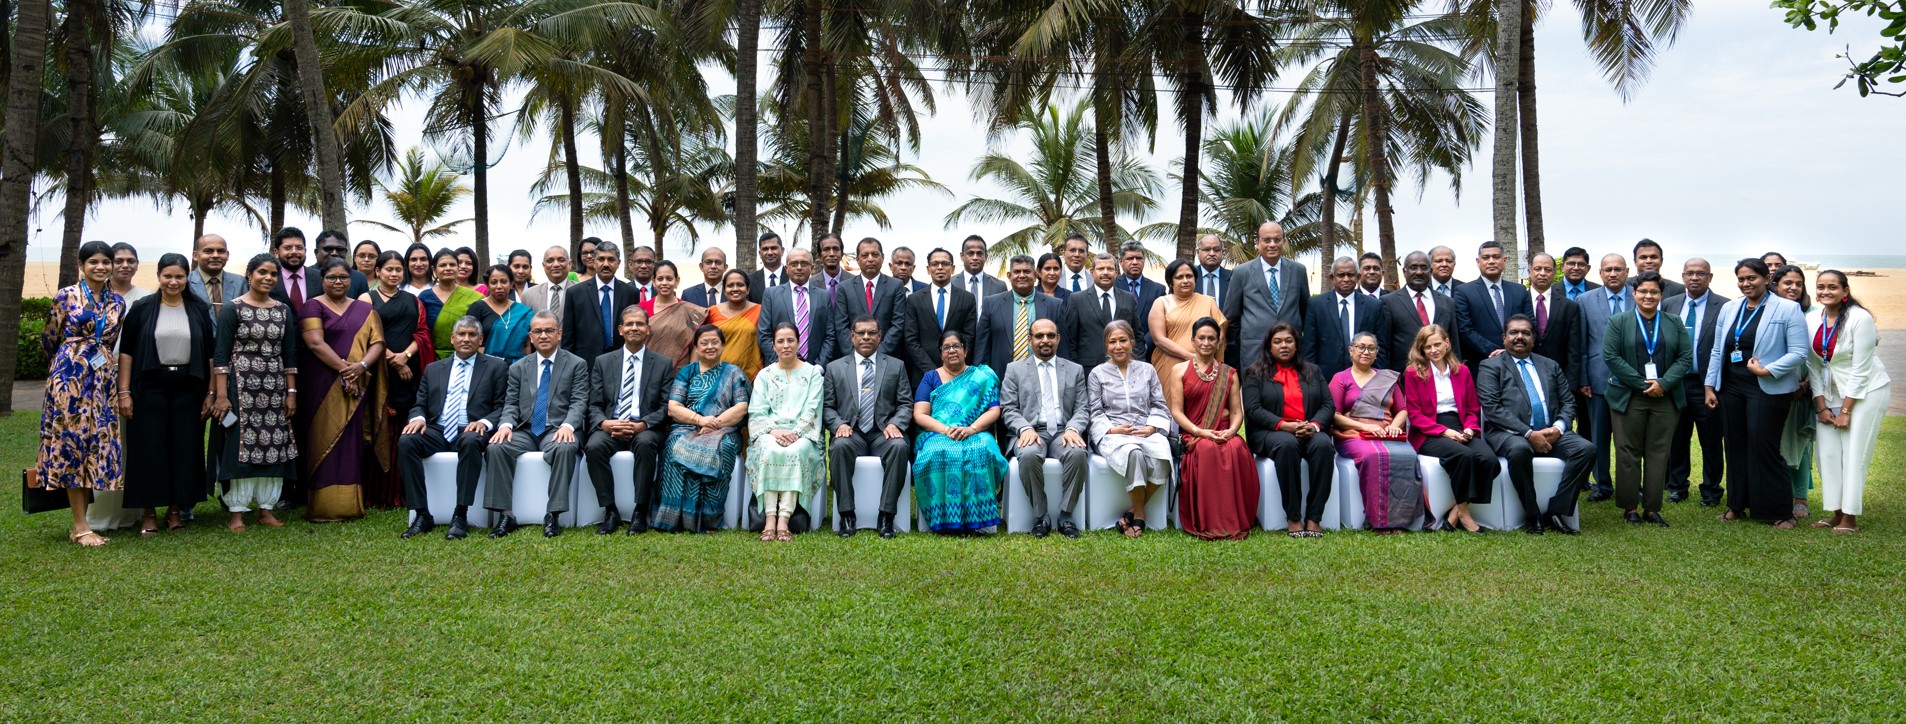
402, 513, 434, 539
597, 509, 620, 535
1587, 488, 1613, 503
838, 513, 858, 537
1700, 496, 1722, 507
446, 514, 470, 540
1032, 520, 1051, 538
1058, 520, 1080, 539
488, 513, 517, 538
876, 513, 897, 539
1625, 510, 1643, 525
543, 513, 561, 538
1644, 512, 1670, 527
1524, 516, 1545, 535
1667, 490, 1689, 503
626, 514, 648, 535
1544, 514, 1579, 535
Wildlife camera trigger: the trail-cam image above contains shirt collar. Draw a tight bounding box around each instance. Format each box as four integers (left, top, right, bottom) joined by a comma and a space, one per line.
1687, 291, 1708, 304
535, 350, 558, 365
624, 346, 644, 363
1335, 291, 1357, 304
855, 351, 877, 368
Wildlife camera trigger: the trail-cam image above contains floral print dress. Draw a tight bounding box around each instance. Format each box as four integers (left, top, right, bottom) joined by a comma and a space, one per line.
36, 284, 125, 490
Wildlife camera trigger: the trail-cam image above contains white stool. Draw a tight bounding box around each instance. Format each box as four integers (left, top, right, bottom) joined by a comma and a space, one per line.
1419, 456, 1455, 528
1085, 454, 1171, 530
1529, 457, 1579, 529
1004, 458, 1067, 533
506, 452, 575, 527
570, 451, 637, 527
831, 456, 913, 533
1334, 457, 1366, 530
413, 451, 490, 527
1255, 457, 1342, 531
723, 464, 748, 530
1466, 471, 1519, 531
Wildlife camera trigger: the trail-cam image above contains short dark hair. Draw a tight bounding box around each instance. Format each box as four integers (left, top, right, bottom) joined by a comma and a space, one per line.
852, 314, 880, 330
1734, 258, 1770, 278
507, 249, 533, 264
1633, 238, 1662, 256
1008, 254, 1035, 270
1632, 270, 1664, 292
1478, 240, 1504, 254
961, 236, 986, 253
317, 257, 353, 278
757, 231, 782, 247
484, 264, 512, 285
818, 234, 843, 250
926, 248, 954, 264
271, 227, 305, 249
315, 229, 348, 247
1503, 313, 1534, 333
856, 236, 882, 254
1360, 252, 1382, 264
1562, 246, 1591, 264
1191, 316, 1221, 339
244, 252, 280, 276
154, 252, 191, 276
110, 241, 138, 260
1063, 232, 1088, 245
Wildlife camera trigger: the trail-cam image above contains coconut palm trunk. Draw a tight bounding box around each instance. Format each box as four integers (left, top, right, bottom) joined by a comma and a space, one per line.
1517, 8, 1545, 261
733, 0, 761, 270
1319, 112, 1350, 266
470, 92, 490, 264
56, 0, 96, 289
1173, 9, 1208, 261
1490, 0, 1523, 279
1359, 42, 1399, 283
559, 95, 584, 249
283, 0, 349, 234
800, 0, 830, 248
0, 0, 52, 414
610, 115, 635, 248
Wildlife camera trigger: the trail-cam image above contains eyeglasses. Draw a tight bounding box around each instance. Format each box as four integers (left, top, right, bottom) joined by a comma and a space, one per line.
529, 329, 559, 336
1350, 345, 1378, 353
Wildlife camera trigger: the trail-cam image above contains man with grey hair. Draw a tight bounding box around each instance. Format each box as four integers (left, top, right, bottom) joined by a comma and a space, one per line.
1306, 256, 1388, 379
1117, 240, 1167, 359
560, 240, 638, 364
399, 316, 509, 539
759, 246, 837, 363
1429, 245, 1463, 297
1222, 221, 1309, 366
1195, 233, 1238, 365
485, 311, 589, 538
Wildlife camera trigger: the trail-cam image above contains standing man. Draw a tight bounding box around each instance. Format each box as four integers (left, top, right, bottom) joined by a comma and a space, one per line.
582, 306, 676, 535
522, 245, 573, 325
836, 237, 908, 357
1574, 253, 1632, 501
1117, 240, 1167, 360
957, 235, 1008, 319
824, 316, 914, 538
1560, 246, 1600, 301
483, 312, 589, 538
681, 247, 728, 307
1477, 316, 1596, 535
1629, 239, 1687, 297
1224, 221, 1309, 367
313, 229, 369, 297
889, 246, 927, 292
1528, 253, 1584, 396
560, 241, 638, 365
1429, 245, 1464, 298
187, 233, 244, 326
1377, 251, 1460, 373
1060, 234, 1093, 295
625, 245, 658, 304
1306, 257, 1388, 379
747, 232, 788, 303
1453, 241, 1534, 367
267, 227, 313, 313
1000, 319, 1089, 538
1661, 257, 1728, 506
902, 248, 977, 387
1060, 253, 1139, 368
759, 247, 836, 364
1194, 234, 1236, 366
817, 234, 848, 307
977, 255, 1065, 375
1358, 253, 1385, 298
398, 318, 508, 539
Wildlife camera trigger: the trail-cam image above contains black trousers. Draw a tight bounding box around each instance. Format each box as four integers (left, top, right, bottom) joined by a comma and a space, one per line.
1249, 428, 1334, 524
1486, 430, 1595, 519
124, 368, 209, 510
398, 428, 487, 512
583, 427, 664, 516
1418, 413, 1499, 504
1669, 380, 1725, 499
1723, 386, 1791, 521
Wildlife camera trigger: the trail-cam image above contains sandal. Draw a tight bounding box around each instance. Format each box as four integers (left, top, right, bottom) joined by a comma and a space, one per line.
69, 530, 108, 547
776, 530, 792, 542
1810, 519, 1836, 528
1716, 511, 1742, 522
760, 529, 775, 542
1773, 519, 1796, 530
166, 512, 186, 531
1127, 518, 1146, 538
1115, 510, 1134, 536
1832, 526, 1859, 535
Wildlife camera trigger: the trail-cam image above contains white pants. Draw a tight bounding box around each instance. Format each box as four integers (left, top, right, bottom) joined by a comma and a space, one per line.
225, 477, 283, 513
762, 491, 798, 520
1816, 383, 1890, 516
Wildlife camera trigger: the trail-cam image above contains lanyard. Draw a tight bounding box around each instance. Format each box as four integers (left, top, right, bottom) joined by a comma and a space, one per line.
1818, 309, 1846, 362
1635, 310, 1660, 360
1731, 299, 1765, 350
76, 280, 107, 346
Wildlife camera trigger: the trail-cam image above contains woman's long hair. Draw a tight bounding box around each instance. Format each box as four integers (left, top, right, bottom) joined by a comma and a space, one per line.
1245, 322, 1319, 388
1772, 264, 1810, 311
1407, 324, 1453, 380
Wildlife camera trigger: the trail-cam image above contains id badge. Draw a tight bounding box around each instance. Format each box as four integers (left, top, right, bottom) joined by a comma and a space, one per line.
1730, 350, 1744, 364
87, 352, 108, 370
1643, 362, 1658, 380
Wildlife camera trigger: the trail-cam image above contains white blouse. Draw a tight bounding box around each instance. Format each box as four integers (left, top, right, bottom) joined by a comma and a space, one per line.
1432, 363, 1458, 415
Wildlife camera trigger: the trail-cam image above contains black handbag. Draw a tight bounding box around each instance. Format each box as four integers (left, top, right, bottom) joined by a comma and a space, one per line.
21, 469, 82, 514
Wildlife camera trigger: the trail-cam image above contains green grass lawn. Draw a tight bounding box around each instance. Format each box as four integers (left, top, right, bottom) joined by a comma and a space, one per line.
3, 411, 1903, 720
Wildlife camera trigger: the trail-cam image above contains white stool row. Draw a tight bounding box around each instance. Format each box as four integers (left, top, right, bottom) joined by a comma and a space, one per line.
413, 451, 748, 529
1002, 455, 1174, 533
1421, 456, 1578, 530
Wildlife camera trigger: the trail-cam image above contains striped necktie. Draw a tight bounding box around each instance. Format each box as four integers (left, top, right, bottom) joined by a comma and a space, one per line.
858, 358, 876, 432
443, 358, 470, 442
1012, 296, 1031, 361
794, 286, 810, 359
615, 351, 638, 419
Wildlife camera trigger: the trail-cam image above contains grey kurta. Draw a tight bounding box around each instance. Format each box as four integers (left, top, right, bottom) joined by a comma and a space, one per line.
1086, 360, 1174, 485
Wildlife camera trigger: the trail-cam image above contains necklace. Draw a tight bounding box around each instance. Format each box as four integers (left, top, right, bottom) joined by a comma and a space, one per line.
1195, 358, 1219, 382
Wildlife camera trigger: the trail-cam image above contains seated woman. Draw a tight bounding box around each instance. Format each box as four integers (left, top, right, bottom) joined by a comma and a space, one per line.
1401, 325, 1498, 534
466, 264, 532, 363
653, 325, 751, 533
1242, 322, 1336, 538
1165, 317, 1258, 540
911, 331, 1006, 534
1087, 320, 1174, 538
1329, 331, 1422, 534
745, 323, 824, 542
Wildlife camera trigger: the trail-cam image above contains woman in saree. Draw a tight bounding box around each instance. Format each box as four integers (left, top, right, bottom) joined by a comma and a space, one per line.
455, 247, 480, 287
1088, 320, 1175, 538
746, 322, 824, 542
467, 264, 532, 362
640, 260, 708, 368
1164, 317, 1258, 540
1147, 259, 1227, 370
911, 330, 1006, 534
360, 250, 434, 508
705, 269, 764, 380
653, 325, 751, 533
1329, 331, 1422, 534
298, 258, 386, 521
401, 242, 433, 295
420, 248, 482, 360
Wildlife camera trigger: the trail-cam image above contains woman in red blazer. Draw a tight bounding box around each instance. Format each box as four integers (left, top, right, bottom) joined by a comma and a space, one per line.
1401, 325, 1500, 533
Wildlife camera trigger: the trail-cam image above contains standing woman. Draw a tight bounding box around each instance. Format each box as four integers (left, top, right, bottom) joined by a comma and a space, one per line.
420, 248, 482, 360
212, 254, 299, 532
1088, 320, 1174, 537
1164, 317, 1258, 540
1771, 264, 1817, 517
116, 253, 216, 534
35, 241, 126, 546
1147, 259, 1226, 370
298, 258, 386, 521
467, 264, 532, 362
705, 269, 764, 380
911, 331, 1007, 534
352, 240, 382, 279
1242, 323, 1336, 538
1603, 272, 1694, 527
108, 242, 150, 303
1704, 259, 1810, 528
654, 325, 751, 532
1036, 253, 1071, 301
1807, 271, 1890, 533
746, 323, 825, 541
89, 242, 148, 533
1330, 332, 1422, 534
640, 260, 709, 368
1402, 325, 1499, 533
360, 250, 434, 508
455, 247, 480, 287
402, 242, 434, 295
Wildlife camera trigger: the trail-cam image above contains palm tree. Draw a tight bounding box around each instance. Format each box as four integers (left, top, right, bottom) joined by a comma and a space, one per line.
0, 0, 55, 411
732, 0, 762, 270
353, 147, 474, 245
1196, 112, 1346, 262
282, 0, 348, 232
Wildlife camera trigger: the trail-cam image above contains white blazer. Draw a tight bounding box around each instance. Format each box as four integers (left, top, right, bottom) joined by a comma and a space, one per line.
1805, 305, 1890, 408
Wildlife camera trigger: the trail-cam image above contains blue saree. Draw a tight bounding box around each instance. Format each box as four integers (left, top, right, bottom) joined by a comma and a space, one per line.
652, 361, 750, 532
911, 366, 1006, 532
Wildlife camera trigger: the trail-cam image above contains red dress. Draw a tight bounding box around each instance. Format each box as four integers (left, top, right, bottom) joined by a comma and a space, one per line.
1178, 362, 1261, 540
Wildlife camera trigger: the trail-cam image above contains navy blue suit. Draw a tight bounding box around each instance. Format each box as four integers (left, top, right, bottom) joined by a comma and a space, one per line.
1119, 274, 1167, 360
1452, 277, 1533, 366
1304, 291, 1389, 380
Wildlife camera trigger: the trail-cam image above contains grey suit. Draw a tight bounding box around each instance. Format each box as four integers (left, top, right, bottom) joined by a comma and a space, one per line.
760, 279, 837, 365
186, 268, 246, 328
483, 350, 590, 513
1224, 256, 1310, 368
999, 355, 1089, 525
1060, 285, 1139, 368
1477, 352, 1596, 521
1576, 285, 1630, 491
1661, 290, 1729, 500
974, 291, 1065, 376
521, 279, 570, 327
823, 352, 914, 517
582, 346, 678, 519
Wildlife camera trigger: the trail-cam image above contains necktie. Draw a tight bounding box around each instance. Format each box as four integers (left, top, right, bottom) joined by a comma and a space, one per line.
935, 288, 947, 330
969, 274, 980, 299
1611, 294, 1625, 316
1205, 271, 1218, 299
599, 285, 615, 351
1491, 283, 1506, 326
1039, 360, 1059, 432
794, 286, 811, 359
1415, 292, 1430, 325
1100, 291, 1111, 321
1518, 359, 1548, 429
1536, 293, 1549, 335
1266, 266, 1281, 311
858, 358, 876, 432
768, 271, 778, 289
288, 271, 303, 309
531, 359, 552, 436
1686, 301, 1701, 371
1437, 281, 1450, 297
616, 352, 638, 419
443, 358, 469, 441
1339, 298, 1351, 342
1566, 283, 1582, 301
1071, 272, 1083, 293
1012, 296, 1031, 361
206, 275, 224, 316
864, 278, 874, 311
827, 276, 838, 305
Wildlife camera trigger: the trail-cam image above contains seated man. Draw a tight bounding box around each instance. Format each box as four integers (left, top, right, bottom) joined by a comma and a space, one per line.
582, 306, 677, 535
483, 312, 590, 538
398, 317, 509, 540
999, 319, 1090, 538
1477, 315, 1597, 535
824, 315, 914, 538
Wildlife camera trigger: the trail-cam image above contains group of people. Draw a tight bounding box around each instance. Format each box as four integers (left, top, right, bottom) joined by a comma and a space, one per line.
33, 223, 1889, 547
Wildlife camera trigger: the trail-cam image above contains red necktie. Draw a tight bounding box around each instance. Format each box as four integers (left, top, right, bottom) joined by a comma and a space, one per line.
1537, 294, 1549, 335
289, 272, 303, 309
865, 279, 874, 310
1414, 292, 1429, 325
635, 285, 646, 305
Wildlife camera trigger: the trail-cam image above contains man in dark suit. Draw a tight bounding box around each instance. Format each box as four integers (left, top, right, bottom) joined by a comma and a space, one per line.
889, 246, 927, 292
267, 227, 314, 313
1306, 256, 1389, 379
1477, 315, 1597, 535
1453, 241, 1534, 368
313, 229, 369, 297
398, 318, 509, 539
1629, 238, 1687, 298
976, 255, 1065, 376
746, 231, 788, 304
1223, 221, 1309, 368
902, 248, 977, 387
483, 312, 590, 538
1559, 246, 1600, 301
956, 235, 1007, 322
1115, 240, 1168, 360
835, 237, 909, 358
1528, 253, 1584, 393
1059, 234, 1094, 295
1376, 251, 1458, 373
1429, 245, 1464, 298
1001, 319, 1090, 538
759, 247, 836, 364
681, 247, 727, 307
1358, 252, 1385, 299
1061, 253, 1139, 368
581, 306, 677, 535
1194, 234, 1238, 366
560, 241, 638, 365
824, 316, 915, 538
1661, 257, 1729, 506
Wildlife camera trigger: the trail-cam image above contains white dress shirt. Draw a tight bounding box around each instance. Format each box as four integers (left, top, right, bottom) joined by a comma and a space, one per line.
1432, 363, 1458, 415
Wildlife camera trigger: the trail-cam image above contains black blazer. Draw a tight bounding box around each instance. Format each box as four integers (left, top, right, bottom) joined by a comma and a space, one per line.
902, 284, 977, 376
974, 291, 1065, 375
585, 345, 677, 432
561, 277, 639, 363
1534, 287, 1585, 388
1304, 291, 1389, 379
822, 351, 914, 434
1662, 290, 1730, 383
1060, 285, 1139, 369
120, 294, 216, 385
408, 353, 509, 435
746, 267, 788, 304
1477, 352, 1577, 437
268, 266, 366, 307
1376, 288, 1459, 374
1119, 274, 1168, 359
1453, 277, 1535, 364
1241, 363, 1334, 440
680, 283, 720, 308
834, 273, 909, 357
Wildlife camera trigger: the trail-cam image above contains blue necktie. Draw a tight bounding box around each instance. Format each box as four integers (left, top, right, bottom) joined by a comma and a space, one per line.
1518, 359, 1548, 429
935, 287, 947, 330
1267, 267, 1281, 310
531, 359, 551, 436
443, 359, 469, 442
599, 285, 615, 351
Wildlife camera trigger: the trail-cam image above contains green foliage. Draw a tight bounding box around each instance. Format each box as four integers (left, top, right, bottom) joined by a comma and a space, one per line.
14, 298, 53, 381
1775, 0, 1906, 97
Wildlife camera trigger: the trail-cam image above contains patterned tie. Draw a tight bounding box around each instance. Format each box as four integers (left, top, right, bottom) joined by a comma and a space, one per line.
794, 286, 810, 359
1536, 293, 1549, 335
935, 287, 947, 330
1518, 359, 1548, 429
206, 274, 224, 317
531, 359, 552, 436
1266, 265, 1281, 311
443, 358, 470, 442
768, 271, 778, 289
1415, 292, 1430, 325
1205, 271, 1218, 299
858, 358, 876, 432
1491, 283, 1506, 326
1012, 296, 1031, 361
599, 285, 615, 351
615, 352, 638, 419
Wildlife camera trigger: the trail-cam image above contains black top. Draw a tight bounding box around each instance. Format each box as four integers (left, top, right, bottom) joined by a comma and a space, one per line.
1724, 301, 1763, 391
371, 288, 425, 412
120, 293, 215, 385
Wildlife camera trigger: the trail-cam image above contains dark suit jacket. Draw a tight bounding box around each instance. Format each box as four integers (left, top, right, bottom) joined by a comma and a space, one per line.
834, 273, 909, 357
1453, 277, 1534, 364
680, 282, 721, 308
408, 353, 509, 435
585, 345, 677, 433
904, 279, 927, 293
1060, 285, 1139, 369
1560, 280, 1601, 301
1662, 290, 1730, 384
561, 277, 639, 364
268, 266, 366, 309
1534, 287, 1585, 388
1601, 309, 1695, 413
498, 350, 590, 433
822, 352, 914, 434
1118, 274, 1168, 359
1241, 364, 1334, 440
1304, 291, 1389, 379
1629, 275, 1687, 299
902, 284, 977, 377
759, 279, 837, 364
1377, 288, 1459, 374
956, 271, 1007, 301
975, 291, 1065, 376
1477, 352, 1577, 437
746, 267, 788, 304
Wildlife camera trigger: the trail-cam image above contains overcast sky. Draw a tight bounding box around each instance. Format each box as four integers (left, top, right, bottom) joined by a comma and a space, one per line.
40, 2, 1905, 278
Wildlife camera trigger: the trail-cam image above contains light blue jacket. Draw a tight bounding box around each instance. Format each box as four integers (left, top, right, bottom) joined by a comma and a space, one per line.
1704, 294, 1809, 395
